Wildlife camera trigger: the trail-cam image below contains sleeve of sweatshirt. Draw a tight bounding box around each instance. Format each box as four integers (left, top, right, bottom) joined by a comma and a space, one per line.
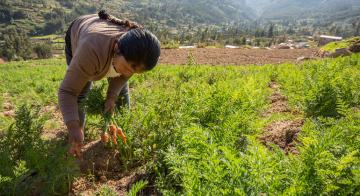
106, 75, 131, 99
58, 41, 98, 123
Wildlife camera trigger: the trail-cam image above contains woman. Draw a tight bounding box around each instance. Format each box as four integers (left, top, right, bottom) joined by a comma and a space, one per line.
60, 10, 161, 157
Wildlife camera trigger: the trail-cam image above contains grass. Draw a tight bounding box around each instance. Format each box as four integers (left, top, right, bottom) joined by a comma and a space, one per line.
321, 36, 360, 52
0, 54, 359, 194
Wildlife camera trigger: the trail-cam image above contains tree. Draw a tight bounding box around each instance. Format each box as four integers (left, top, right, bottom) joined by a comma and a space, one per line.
267, 23, 274, 38
241, 37, 246, 45
0, 27, 32, 61
42, 19, 65, 35
0, 1, 12, 23
33, 42, 52, 59
352, 21, 360, 36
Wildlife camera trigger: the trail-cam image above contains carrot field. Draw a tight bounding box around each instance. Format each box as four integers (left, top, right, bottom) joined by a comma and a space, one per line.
0, 54, 359, 195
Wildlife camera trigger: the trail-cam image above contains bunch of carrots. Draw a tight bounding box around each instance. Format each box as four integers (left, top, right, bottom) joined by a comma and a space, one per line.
101, 123, 127, 145
82, 83, 128, 146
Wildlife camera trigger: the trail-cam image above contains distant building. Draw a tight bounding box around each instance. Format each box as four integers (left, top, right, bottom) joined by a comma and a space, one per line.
179, 46, 196, 49
225, 45, 239, 49
318, 35, 343, 46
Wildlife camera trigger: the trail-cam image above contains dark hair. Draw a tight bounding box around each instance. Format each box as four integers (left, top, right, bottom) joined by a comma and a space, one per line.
98, 10, 160, 71
98, 10, 142, 29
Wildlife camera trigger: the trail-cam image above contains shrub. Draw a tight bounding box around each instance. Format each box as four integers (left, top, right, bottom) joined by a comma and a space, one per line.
33, 42, 53, 59
0, 27, 32, 61
0, 105, 78, 195
34, 43, 52, 59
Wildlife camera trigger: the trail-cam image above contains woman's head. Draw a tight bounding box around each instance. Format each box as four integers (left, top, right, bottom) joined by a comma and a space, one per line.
98, 10, 161, 73
116, 29, 161, 71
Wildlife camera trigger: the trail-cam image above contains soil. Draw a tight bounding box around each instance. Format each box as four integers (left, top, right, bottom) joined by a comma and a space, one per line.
259, 119, 304, 154
159, 48, 318, 65
78, 140, 122, 175
71, 140, 153, 195
263, 92, 291, 115
259, 81, 304, 154
0, 93, 15, 117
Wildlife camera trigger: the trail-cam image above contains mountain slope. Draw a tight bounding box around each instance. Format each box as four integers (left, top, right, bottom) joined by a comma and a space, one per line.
0, 0, 256, 35
250, 0, 360, 22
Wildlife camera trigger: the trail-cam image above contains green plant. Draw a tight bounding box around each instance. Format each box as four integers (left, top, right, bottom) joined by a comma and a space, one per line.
33, 42, 53, 59
186, 50, 197, 66
0, 104, 79, 195
96, 185, 117, 196
127, 180, 148, 196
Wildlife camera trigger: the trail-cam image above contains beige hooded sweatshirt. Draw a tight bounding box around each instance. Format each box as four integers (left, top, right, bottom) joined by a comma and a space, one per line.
58, 14, 129, 123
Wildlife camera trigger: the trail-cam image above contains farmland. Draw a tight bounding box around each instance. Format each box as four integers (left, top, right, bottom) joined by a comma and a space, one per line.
0, 54, 359, 194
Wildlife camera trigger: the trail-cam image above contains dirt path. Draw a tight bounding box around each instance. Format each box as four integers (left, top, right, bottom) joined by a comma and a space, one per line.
259, 81, 304, 154
159, 48, 318, 65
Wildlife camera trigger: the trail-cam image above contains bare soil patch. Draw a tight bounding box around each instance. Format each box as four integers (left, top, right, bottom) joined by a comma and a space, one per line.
159, 48, 318, 65
259, 81, 304, 154
259, 119, 304, 154
0, 93, 15, 117
0, 58, 5, 64
71, 140, 154, 195
264, 92, 291, 115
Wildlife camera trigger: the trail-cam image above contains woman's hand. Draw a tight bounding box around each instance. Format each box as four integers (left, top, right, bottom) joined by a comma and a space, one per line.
67, 121, 84, 159
104, 96, 117, 113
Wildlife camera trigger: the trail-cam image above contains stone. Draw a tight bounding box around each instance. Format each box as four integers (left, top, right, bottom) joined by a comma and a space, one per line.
331, 48, 352, 58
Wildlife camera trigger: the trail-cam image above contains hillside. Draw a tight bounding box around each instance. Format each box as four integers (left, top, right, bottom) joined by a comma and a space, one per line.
249, 0, 360, 23
0, 0, 255, 36
2, 0, 359, 37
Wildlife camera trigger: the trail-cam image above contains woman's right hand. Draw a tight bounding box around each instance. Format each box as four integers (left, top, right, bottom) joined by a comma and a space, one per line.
67, 121, 84, 159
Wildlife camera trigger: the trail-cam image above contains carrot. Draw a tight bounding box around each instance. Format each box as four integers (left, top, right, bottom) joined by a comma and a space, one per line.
117, 127, 127, 144
111, 134, 118, 145
100, 132, 109, 143
109, 124, 117, 136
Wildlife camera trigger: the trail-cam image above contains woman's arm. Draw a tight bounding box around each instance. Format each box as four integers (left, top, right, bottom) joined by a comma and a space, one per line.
104, 75, 130, 112
58, 41, 98, 157
58, 65, 90, 158
58, 67, 90, 124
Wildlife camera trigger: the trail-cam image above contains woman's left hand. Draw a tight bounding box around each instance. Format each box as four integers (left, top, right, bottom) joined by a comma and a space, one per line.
104, 96, 116, 113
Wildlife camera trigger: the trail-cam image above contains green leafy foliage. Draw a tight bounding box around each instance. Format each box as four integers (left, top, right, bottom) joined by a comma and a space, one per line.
95, 185, 117, 196
33, 42, 53, 59
0, 105, 79, 194
277, 54, 360, 118
82, 82, 106, 116
0, 54, 359, 194
0, 26, 32, 61
321, 37, 360, 53
127, 180, 148, 196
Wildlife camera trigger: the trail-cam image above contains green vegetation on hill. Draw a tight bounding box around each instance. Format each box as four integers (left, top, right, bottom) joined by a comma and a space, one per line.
321, 36, 360, 52
0, 54, 359, 194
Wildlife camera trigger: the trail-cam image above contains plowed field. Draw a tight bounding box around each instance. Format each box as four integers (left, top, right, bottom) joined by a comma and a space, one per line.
159, 48, 318, 65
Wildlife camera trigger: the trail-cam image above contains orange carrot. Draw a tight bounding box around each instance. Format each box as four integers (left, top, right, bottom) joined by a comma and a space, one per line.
109, 124, 117, 136
117, 128, 127, 144
111, 134, 118, 145
100, 132, 109, 143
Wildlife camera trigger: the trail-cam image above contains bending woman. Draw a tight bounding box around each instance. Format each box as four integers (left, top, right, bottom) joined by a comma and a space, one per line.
59, 10, 161, 157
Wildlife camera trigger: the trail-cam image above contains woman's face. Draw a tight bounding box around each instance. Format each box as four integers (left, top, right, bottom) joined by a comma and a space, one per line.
112, 43, 145, 77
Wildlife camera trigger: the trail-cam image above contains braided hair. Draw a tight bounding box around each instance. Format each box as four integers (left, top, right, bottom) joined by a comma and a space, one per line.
98, 10, 160, 71
98, 10, 142, 29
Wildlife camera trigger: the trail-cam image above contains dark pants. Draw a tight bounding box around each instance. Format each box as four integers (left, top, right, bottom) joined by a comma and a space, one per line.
65, 22, 130, 129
